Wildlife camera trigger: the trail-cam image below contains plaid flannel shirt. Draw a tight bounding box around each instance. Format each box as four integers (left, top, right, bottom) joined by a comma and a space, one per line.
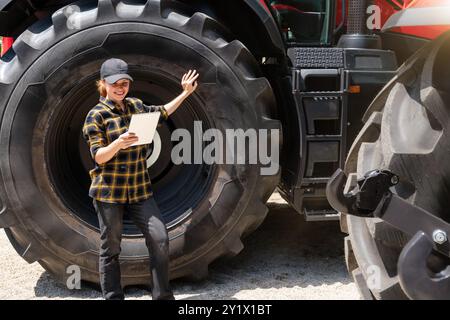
82, 95, 168, 204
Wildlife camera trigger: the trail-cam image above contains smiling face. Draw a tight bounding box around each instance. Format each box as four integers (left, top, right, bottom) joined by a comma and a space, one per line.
104, 78, 131, 102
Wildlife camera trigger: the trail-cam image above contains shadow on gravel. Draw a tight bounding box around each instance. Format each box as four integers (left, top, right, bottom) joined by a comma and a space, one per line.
34, 200, 350, 299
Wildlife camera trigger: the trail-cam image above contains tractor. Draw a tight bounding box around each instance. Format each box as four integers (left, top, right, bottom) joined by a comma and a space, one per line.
0, 0, 448, 299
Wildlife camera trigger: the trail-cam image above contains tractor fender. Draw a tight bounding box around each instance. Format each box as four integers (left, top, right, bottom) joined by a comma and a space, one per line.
382, 6, 450, 32
243, 0, 285, 54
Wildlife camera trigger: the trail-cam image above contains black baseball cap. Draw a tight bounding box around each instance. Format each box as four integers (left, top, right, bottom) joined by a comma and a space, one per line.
100, 58, 134, 84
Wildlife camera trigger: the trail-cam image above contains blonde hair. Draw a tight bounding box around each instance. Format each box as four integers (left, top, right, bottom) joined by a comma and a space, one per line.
96, 79, 107, 97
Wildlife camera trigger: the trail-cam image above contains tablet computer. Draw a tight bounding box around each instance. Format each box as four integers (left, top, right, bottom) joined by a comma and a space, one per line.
128, 112, 161, 146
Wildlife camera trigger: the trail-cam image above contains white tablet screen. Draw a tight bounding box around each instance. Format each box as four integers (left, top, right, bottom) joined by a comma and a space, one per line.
128, 112, 161, 146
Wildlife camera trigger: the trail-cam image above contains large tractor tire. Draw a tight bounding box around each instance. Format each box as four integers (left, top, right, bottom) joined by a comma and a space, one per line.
0, 0, 281, 287
343, 30, 450, 300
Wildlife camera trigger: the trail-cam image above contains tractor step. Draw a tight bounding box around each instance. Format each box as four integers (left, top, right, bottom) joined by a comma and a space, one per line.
303, 208, 340, 222
279, 46, 397, 218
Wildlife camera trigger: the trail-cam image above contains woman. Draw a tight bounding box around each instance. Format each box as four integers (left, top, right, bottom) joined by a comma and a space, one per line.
82, 58, 199, 300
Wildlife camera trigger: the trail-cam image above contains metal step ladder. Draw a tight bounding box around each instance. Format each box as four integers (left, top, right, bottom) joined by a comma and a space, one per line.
288, 47, 348, 221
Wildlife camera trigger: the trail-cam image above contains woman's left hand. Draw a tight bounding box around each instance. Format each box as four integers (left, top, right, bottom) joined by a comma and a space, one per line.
181, 70, 199, 95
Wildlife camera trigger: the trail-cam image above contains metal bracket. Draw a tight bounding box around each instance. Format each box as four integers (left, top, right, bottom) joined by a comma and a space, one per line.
398, 231, 450, 300
326, 168, 398, 217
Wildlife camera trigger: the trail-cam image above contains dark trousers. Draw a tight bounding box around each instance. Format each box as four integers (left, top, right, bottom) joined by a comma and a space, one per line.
92, 196, 174, 300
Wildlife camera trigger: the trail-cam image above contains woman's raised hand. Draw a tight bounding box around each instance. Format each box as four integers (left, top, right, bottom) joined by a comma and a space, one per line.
181, 69, 199, 95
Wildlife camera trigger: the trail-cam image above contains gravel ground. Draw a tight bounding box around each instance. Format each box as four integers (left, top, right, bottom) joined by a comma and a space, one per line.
0, 193, 359, 300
